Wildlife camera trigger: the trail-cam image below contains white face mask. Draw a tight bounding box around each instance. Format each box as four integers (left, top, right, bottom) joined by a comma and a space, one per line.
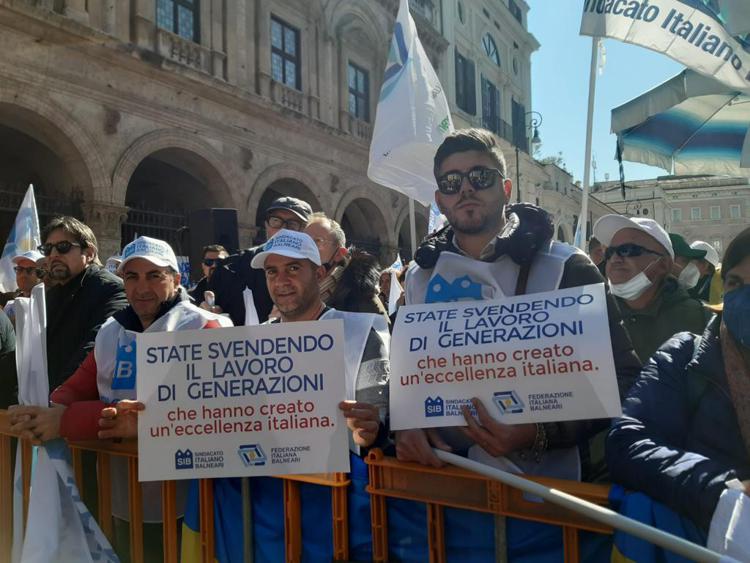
609, 257, 662, 301
610, 271, 654, 301
677, 262, 701, 289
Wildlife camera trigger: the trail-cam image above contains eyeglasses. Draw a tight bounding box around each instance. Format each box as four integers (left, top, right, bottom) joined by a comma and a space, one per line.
266, 216, 303, 231
13, 266, 42, 276
203, 258, 219, 267
38, 241, 82, 256
604, 243, 664, 260
436, 166, 504, 195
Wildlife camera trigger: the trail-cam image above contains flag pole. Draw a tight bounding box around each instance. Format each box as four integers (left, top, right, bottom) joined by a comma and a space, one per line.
408, 198, 417, 258
575, 36, 599, 250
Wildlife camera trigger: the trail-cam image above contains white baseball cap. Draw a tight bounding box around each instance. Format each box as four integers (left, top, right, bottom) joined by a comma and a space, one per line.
12, 250, 44, 264
105, 255, 122, 274
119, 236, 179, 272
593, 215, 674, 259
251, 229, 321, 269
690, 241, 720, 267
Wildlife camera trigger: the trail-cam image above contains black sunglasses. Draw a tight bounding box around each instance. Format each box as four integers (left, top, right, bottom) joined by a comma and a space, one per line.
266, 216, 304, 231
203, 258, 219, 267
604, 243, 664, 260
437, 166, 504, 195
38, 241, 82, 256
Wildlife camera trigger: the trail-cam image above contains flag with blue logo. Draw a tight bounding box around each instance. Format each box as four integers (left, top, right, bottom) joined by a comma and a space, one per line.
367, 0, 454, 206
12, 284, 118, 563
580, 0, 750, 94
0, 185, 41, 292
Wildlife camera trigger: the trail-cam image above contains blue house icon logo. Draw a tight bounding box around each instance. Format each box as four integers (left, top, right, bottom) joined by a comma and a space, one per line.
424, 396, 444, 417
425, 274, 483, 303
175, 449, 193, 470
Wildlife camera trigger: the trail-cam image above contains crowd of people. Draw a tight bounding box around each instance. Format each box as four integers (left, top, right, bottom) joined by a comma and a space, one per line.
1, 126, 748, 559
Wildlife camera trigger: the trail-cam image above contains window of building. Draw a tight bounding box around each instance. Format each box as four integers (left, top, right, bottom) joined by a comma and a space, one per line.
691, 207, 701, 220
348, 63, 369, 122
455, 50, 476, 115
271, 16, 301, 90
481, 75, 501, 134
482, 33, 500, 66
509, 0, 523, 24
156, 0, 199, 41
710, 205, 721, 220
511, 98, 527, 151
730, 204, 741, 219
671, 208, 682, 223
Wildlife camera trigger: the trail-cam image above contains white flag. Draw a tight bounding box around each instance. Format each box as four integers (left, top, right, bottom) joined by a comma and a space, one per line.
12, 285, 118, 563
0, 185, 41, 292
580, 0, 750, 94
367, 0, 454, 205
428, 203, 447, 234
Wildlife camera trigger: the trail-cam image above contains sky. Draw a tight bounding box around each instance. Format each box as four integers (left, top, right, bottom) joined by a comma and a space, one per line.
528, 0, 683, 184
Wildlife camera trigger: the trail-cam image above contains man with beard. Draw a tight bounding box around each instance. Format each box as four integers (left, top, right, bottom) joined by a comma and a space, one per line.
397, 128, 640, 481
40, 216, 127, 390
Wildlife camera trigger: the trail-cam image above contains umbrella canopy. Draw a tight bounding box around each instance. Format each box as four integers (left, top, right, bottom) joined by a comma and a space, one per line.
612, 69, 750, 176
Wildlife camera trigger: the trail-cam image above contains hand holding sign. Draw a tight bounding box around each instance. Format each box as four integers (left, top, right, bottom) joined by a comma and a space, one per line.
461, 398, 535, 457
338, 400, 380, 448
98, 400, 144, 439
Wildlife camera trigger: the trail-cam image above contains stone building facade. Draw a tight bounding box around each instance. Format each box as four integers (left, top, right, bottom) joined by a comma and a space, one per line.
0, 0, 615, 281
592, 175, 750, 255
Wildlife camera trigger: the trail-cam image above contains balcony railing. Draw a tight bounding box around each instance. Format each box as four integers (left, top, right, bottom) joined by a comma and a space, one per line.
156, 29, 212, 75
270, 81, 305, 114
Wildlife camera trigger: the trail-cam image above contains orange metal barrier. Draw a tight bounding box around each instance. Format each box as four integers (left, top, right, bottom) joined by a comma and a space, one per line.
365, 449, 613, 563
1, 408, 614, 563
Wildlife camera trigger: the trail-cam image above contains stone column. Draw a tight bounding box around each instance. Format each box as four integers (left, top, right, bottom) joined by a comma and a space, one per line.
133, 0, 157, 50
63, 0, 89, 24
82, 202, 129, 261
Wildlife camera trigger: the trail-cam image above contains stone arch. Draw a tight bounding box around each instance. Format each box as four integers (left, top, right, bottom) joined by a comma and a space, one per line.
340, 197, 389, 262
111, 129, 239, 209
0, 86, 108, 200
324, 0, 388, 48
247, 162, 326, 222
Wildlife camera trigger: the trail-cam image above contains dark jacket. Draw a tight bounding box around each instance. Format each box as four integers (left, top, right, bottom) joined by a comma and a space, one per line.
413, 204, 643, 461
46, 265, 128, 390
188, 276, 209, 303
0, 309, 16, 408
616, 278, 710, 363
208, 246, 273, 326
606, 317, 750, 530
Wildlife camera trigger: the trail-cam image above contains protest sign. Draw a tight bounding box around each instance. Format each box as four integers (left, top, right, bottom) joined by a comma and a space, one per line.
390, 283, 621, 430
137, 319, 349, 481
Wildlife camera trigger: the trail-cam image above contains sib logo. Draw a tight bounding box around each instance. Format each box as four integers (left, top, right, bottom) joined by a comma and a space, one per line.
175, 449, 193, 470
112, 336, 136, 390
424, 396, 444, 417
493, 391, 525, 415
425, 274, 483, 303
238, 444, 266, 467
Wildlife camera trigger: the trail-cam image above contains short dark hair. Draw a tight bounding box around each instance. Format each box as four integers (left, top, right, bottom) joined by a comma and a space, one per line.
203, 244, 227, 256
433, 128, 507, 179
589, 237, 601, 251
722, 227, 750, 281
42, 216, 99, 263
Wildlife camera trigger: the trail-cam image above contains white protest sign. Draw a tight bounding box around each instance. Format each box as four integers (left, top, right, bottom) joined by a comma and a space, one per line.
137, 319, 350, 481
390, 283, 621, 430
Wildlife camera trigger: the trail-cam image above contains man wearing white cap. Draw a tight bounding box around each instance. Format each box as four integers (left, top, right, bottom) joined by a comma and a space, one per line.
10, 235, 232, 561
12, 249, 44, 297
688, 241, 720, 303
593, 215, 708, 363
251, 229, 391, 451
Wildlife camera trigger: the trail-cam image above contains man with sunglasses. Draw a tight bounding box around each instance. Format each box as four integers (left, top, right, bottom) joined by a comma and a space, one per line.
40, 216, 128, 391
594, 215, 709, 363
189, 244, 228, 303
11, 250, 44, 298
207, 196, 313, 325
397, 128, 641, 481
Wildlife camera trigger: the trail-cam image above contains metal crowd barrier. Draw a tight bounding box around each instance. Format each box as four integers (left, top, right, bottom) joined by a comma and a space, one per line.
0, 409, 616, 563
